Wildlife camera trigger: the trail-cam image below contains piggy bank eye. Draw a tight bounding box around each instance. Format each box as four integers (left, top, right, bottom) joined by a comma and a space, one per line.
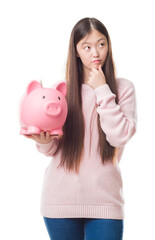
42, 96, 45, 99
58, 97, 61, 100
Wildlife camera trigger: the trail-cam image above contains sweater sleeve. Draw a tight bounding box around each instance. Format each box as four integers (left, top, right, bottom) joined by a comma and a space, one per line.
36, 137, 59, 157
94, 80, 137, 148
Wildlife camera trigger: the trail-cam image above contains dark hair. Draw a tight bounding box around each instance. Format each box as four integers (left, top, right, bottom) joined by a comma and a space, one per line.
54, 17, 118, 173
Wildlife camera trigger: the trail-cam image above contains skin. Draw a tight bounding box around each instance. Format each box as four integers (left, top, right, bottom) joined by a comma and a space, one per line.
76, 29, 108, 89
24, 131, 62, 144
24, 29, 108, 144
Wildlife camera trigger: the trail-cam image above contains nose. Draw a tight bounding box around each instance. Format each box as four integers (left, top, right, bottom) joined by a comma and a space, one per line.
45, 101, 62, 117
92, 47, 99, 58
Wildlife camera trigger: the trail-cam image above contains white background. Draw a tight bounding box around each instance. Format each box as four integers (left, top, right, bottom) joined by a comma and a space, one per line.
0, 0, 154, 239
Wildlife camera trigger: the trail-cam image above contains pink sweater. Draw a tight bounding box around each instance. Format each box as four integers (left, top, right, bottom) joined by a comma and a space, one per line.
36, 78, 137, 219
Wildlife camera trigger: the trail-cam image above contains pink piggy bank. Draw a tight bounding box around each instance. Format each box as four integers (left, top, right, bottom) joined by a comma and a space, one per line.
20, 80, 68, 135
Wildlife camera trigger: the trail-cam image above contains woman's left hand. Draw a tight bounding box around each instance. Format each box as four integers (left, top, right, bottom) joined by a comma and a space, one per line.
87, 64, 106, 89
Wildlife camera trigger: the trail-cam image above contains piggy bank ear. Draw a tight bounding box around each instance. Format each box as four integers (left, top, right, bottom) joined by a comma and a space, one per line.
26, 80, 42, 95
55, 82, 67, 96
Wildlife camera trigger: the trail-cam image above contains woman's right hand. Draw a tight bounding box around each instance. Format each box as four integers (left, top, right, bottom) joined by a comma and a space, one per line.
24, 131, 62, 144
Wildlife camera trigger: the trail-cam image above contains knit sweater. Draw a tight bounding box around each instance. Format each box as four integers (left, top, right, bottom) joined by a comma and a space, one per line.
36, 78, 137, 219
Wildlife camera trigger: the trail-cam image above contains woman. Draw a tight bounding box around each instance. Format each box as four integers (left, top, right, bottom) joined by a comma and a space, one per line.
27, 17, 137, 240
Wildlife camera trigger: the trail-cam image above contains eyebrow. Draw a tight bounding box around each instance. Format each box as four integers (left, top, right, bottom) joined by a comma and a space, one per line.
81, 37, 106, 45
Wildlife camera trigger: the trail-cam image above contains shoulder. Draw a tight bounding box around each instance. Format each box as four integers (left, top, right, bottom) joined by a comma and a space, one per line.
115, 78, 136, 101
116, 77, 135, 90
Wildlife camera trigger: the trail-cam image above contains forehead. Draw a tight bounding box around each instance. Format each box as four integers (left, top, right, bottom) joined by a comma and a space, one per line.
78, 29, 107, 45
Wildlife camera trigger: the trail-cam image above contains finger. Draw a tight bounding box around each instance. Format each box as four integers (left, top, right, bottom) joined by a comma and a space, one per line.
50, 136, 57, 141
55, 135, 62, 140
58, 135, 63, 139
24, 134, 38, 141
51, 134, 58, 137
90, 69, 96, 75
99, 64, 104, 74
46, 131, 50, 140
40, 131, 45, 140
24, 134, 33, 139
31, 134, 39, 141
92, 67, 98, 73
52, 134, 60, 139
99, 64, 102, 71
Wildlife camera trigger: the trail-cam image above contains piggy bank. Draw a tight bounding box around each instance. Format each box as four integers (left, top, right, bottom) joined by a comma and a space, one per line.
19, 80, 68, 135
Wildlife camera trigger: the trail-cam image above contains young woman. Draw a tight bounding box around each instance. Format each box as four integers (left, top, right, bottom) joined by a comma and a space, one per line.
26, 17, 137, 240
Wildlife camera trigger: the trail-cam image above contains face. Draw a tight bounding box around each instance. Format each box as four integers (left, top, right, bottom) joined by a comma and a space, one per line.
76, 29, 108, 74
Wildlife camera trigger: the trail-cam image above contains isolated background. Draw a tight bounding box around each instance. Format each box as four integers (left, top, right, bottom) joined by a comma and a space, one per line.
0, 0, 154, 239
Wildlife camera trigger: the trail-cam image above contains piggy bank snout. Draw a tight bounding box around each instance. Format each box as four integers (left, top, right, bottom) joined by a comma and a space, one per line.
44, 101, 62, 117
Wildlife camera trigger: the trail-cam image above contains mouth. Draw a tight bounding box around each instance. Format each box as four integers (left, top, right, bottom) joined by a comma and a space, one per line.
92, 60, 101, 63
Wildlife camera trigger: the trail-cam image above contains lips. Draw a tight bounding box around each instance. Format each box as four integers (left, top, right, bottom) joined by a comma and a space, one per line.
92, 60, 101, 63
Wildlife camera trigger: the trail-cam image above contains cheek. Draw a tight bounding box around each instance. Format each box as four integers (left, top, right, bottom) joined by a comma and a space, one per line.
79, 53, 90, 65
101, 49, 108, 59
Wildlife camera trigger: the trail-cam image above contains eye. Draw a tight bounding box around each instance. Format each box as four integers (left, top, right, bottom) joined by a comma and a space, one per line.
42, 96, 45, 99
84, 46, 90, 50
58, 97, 61, 100
99, 43, 105, 47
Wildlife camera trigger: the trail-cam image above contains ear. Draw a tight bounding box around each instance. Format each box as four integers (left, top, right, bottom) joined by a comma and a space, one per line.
76, 51, 80, 57
26, 80, 42, 95
54, 81, 67, 96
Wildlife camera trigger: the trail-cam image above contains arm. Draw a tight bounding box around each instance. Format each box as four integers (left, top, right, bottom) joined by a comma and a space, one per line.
36, 137, 59, 157
94, 79, 137, 147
